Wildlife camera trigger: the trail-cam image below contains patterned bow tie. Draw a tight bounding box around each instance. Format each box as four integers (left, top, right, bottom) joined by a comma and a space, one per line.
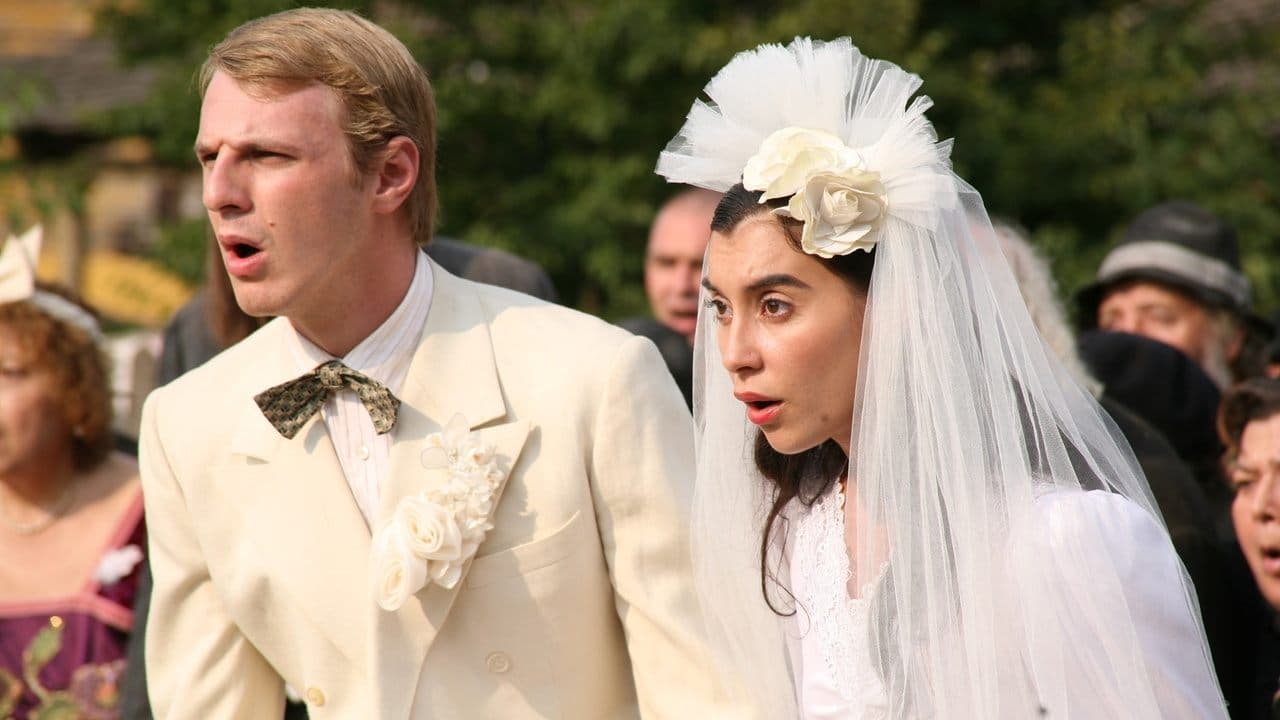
255, 360, 401, 439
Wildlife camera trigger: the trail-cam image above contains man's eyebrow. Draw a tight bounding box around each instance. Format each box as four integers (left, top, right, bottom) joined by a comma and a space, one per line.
701, 277, 719, 294
192, 139, 303, 157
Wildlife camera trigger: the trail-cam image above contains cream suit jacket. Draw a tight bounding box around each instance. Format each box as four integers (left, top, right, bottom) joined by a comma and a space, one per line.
139, 261, 727, 719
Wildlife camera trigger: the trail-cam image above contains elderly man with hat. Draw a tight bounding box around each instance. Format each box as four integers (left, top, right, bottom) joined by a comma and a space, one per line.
1077, 200, 1267, 389
1077, 201, 1274, 717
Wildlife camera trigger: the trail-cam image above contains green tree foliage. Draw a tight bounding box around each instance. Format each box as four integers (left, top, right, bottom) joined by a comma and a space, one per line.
912, 0, 1280, 309
96, 0, 1280, 317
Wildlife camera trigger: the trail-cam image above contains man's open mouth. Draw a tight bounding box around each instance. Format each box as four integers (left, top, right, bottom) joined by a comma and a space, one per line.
231, 243, 261, 259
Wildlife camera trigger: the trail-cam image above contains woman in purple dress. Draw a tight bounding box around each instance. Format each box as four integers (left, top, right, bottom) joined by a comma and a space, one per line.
0, 228, 144, 720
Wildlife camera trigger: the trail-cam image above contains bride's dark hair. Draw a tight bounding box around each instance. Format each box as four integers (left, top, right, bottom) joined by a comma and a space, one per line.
710, 183, 876, 614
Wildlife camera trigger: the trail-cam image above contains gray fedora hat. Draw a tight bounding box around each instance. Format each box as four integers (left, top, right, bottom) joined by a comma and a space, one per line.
1076, 200, 1258, 329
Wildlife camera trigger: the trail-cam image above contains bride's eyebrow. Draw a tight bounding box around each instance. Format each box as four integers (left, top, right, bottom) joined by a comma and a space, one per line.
701, 274, 811, 295
745, 273, 810, 293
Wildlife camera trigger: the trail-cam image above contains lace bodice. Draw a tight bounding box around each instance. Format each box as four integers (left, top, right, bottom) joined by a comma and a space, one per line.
788, 487, 888, 719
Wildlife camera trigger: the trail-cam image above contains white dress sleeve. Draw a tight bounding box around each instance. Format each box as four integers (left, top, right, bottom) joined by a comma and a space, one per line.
1006, 489, 1228, 719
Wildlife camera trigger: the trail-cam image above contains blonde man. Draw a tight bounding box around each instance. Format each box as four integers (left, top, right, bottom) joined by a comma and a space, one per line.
140, 9, 725, 718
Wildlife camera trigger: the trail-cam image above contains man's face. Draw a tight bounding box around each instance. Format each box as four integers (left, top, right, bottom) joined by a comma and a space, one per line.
196, 72, 378, 327
1097, 279, 1220, 368
644, 206, 710, 343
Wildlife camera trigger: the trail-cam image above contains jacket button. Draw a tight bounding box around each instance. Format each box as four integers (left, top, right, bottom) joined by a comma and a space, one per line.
306, 687, 326, 707
485, 651, 511, 674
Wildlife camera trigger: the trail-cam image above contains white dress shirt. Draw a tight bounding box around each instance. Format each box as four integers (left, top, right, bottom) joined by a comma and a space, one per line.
282, 251, 433, 528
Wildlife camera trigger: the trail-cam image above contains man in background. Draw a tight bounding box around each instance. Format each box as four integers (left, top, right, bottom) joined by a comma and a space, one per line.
1076, 200, 1266, 388
1075, 202, 1273, 716
619, 188, 720, 407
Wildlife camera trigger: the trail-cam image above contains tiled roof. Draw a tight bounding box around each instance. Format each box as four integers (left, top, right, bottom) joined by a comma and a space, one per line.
0, 35, 156, 133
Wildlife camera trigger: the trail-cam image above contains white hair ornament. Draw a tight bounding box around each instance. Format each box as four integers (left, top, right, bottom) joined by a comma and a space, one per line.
656, 37, 957, 257
0, 226, 104, 342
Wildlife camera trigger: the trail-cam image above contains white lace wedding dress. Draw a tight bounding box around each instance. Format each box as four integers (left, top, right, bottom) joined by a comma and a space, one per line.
782, 484, 1230, 719
786, 487, 888, 719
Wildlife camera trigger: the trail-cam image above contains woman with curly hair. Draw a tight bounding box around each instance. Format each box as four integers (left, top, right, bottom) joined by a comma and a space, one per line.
0, 229, 143, 719
1218, 378, 1280, 718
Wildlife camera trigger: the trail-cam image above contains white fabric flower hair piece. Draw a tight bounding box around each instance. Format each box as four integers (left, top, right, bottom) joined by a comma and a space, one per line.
656, 37, 957, 257
0, 225, 104, 341
743, 127, 888, 257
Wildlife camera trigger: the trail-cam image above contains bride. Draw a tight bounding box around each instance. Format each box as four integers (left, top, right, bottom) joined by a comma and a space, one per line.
657, 38, 1227, 718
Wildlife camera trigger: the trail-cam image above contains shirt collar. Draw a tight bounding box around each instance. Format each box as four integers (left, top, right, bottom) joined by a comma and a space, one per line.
284, 250, 433, 388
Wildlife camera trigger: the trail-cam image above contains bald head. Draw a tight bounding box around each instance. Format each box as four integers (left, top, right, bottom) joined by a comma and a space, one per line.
645, 188, 721, 343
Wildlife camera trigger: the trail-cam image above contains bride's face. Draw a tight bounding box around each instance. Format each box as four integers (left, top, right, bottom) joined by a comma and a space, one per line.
703, 216, 867, 455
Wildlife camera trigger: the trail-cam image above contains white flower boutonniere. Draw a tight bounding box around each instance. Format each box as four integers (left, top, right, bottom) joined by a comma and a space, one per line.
371, 414, 508, 611
742, 126, 889, 257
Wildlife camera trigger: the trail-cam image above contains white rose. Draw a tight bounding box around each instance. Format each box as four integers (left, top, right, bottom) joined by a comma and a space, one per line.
743, 127, 864, 201
460, 515, 493, 544
779, 170, 888, 257
484, 465, 505, 487
429, 559, 464, 589
396, 495, 463, 563
461, 440, 495, 469
464, 489, 494, 520
371, 525, 427, 611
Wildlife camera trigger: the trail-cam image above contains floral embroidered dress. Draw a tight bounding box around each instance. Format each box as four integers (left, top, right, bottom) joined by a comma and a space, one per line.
786, 487, 888, 719
0, 492, 145, 719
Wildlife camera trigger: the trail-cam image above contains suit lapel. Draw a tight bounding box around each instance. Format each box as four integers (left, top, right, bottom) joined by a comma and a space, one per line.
371, 264, 532, 719
375, 263, 508, 521
213, 323, 373, 668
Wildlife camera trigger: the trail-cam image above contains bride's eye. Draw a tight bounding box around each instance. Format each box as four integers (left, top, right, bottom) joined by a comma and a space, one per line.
761, 297, 791, 318
704, 296, 731, 323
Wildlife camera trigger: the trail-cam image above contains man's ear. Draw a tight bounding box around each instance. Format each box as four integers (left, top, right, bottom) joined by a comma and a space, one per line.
370, 136, 419, 215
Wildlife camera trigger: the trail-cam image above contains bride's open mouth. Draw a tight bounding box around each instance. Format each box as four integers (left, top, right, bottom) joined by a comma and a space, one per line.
735, 392, 782, 425
1259, 544, 1280, 574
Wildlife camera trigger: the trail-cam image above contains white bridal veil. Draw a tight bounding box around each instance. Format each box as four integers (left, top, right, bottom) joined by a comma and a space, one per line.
658, 38, 1225, 718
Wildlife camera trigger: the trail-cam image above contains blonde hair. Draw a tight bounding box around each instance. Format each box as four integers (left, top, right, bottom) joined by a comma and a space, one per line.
199, 8, 437, 245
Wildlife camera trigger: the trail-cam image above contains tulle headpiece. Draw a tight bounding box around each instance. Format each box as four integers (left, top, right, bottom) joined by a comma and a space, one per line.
656, 37, 956, 256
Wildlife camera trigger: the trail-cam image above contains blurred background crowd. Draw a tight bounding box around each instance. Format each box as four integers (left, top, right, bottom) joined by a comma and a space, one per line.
1, 0, 1280, 718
